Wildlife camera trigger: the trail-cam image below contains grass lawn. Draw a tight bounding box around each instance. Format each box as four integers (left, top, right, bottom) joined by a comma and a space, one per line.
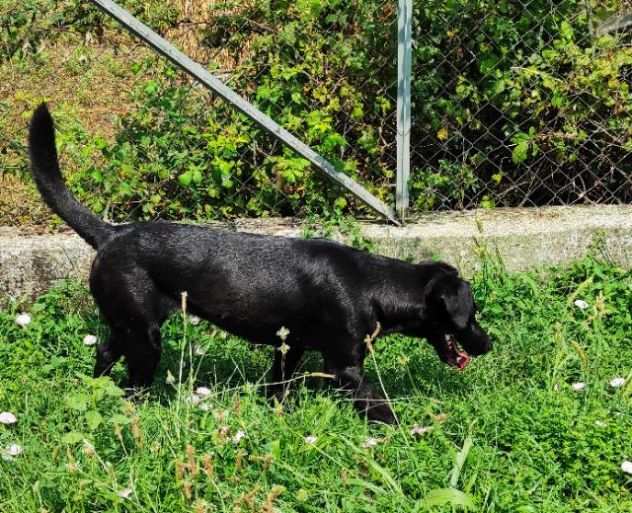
0, 256, 631, 512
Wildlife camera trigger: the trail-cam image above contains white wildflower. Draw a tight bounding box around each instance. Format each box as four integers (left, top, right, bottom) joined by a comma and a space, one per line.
6, 443, 22, 456
194, 344, 207, 356
3, 444, 23, 458
198, 402, 212, 412
276, 326, 290, 341
279, 342, 290, 355
571, 382, 586, 392
610, 377, 625, 388
232, 430, 246, 444
15, 313, 31, 327
165, 370, 176, 385
361, 437, 380, 449
188, 315, 201, 326
117, 488, 133, 499
187, 394, 201, 406
195, 386, 211, 397
574, 299, 589, 310
621, 461, 632, 475
0, 412, 17, 425
410, 425, 432, 437
83, 334, 98, 346
304, 435, 317, 445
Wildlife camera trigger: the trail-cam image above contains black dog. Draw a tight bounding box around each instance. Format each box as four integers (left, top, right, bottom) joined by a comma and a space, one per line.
28, 104, 491, 423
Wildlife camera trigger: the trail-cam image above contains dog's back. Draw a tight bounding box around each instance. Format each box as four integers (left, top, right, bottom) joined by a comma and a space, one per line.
89, 221, 385, 343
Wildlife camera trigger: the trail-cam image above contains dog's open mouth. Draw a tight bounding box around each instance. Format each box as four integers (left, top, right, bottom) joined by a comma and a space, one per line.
445, 334, 471, 370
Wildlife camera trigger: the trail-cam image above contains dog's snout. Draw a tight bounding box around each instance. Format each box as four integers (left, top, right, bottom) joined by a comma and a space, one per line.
457, 322, 492, 356
474, 334, 492, 355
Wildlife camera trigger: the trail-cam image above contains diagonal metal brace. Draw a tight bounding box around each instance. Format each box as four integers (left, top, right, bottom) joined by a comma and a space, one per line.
88, 0, 399, 224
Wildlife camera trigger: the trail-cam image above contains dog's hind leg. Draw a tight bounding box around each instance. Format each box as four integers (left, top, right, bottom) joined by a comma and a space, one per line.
91, 267, 173, 390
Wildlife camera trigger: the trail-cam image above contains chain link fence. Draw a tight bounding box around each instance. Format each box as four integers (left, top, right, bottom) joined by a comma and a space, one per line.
80, 0, 402, 222
12, 0, 629, 223
100, 0, 632, 222
407, 0, 632, 212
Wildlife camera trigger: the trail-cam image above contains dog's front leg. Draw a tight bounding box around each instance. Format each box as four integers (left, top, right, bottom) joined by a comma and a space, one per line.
124, 325, 162, 389
325, 356, 396, 424
94, 333, 123, 378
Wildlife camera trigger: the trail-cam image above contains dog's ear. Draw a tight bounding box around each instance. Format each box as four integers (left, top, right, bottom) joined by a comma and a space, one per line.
420, 261, 459, 275
440, 281, 473, 330
436, 262, 459, 275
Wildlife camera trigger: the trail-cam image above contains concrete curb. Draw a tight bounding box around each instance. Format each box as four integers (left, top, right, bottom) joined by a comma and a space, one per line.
2, 205, 632, 303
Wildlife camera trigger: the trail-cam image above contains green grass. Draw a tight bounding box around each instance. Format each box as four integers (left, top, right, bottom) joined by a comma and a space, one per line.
1, 257, 632, 512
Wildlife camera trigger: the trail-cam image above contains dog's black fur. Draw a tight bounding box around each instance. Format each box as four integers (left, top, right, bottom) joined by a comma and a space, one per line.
28, 103, 491, 423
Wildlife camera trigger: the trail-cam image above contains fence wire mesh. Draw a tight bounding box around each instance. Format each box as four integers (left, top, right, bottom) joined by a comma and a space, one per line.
85, 0, 400, 221
123, 0, 632, 221
27, 0, 631, 223
409, 0, 632, 211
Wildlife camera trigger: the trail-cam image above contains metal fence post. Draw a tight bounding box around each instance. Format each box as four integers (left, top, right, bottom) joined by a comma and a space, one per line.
88, 0, 399, 225
396, 0, 413, 221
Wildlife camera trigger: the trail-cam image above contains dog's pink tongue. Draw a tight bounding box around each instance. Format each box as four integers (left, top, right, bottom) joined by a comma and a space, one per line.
456, 351, 471, 370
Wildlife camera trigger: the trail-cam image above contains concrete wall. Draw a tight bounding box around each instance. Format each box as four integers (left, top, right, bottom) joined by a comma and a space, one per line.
2, 205, 632, 303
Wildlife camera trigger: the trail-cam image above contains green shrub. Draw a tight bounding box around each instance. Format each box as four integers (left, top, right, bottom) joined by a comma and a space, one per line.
411, 0, 632, 209
6, 0, 631, 220
0, 0, 178, 60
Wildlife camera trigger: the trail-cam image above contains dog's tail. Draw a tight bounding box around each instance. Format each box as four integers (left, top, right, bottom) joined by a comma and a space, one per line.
28, 103, 115, 249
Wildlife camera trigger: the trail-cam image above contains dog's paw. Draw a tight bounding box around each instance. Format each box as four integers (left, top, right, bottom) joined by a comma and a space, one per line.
365, 401, 397, 424
265, 384, 290, 404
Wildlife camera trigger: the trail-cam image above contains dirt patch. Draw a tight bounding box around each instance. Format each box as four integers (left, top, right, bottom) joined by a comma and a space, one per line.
0, 175, 55, 228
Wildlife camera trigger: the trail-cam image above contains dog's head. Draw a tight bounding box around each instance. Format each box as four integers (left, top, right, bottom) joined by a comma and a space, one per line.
422, 268, 491, 370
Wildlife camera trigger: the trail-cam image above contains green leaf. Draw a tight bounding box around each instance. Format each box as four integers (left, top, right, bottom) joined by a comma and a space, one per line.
334, 197, 347, 210
62, 432, 86, 445
269, 439, 281, 460
419, 488, 475, 510
560, 20, 574, 41
85, 410, 103, 431
178, 171, 192, 187
480, 54, 499, 75
512, 140, 529, 164
450, 436, 473, 488
65, 393, 89, 412
111, 414, 131, 425
104, 382, 124, 398
144, 80, 159, 95
192, 168, 203, 184
551, 92, 566, 108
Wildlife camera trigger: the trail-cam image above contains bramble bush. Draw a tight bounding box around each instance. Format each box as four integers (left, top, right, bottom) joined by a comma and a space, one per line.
411, 0, 632, 209
66, 0, 397, 220
0, 0, 177, 60
4, 0, 631, 220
